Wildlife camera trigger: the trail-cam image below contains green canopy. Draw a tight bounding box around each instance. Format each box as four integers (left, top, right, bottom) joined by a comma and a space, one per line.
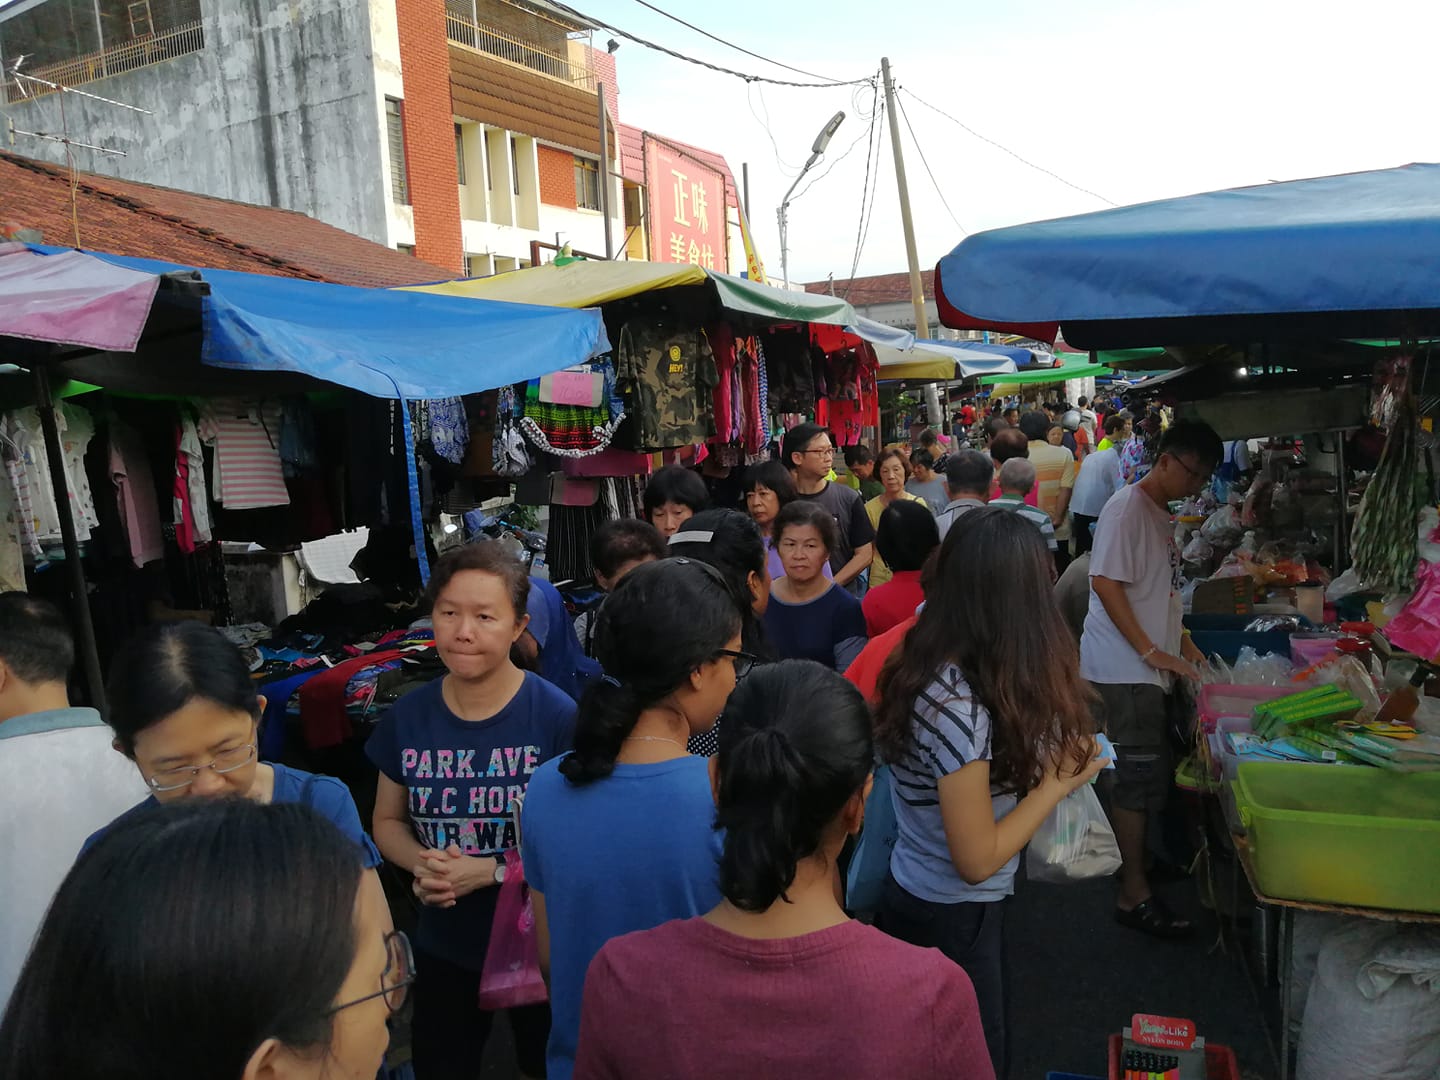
979, 354, 1111, 386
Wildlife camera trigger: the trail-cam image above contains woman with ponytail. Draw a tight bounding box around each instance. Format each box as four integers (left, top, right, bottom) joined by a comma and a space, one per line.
573, 661, 993, 1080
521, 558, 749, 1080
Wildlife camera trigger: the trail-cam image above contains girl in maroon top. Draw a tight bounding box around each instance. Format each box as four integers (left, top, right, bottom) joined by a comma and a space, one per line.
573, 660, 993, 1080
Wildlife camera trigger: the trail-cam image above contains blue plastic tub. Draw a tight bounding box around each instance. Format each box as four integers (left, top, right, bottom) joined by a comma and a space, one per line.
1184, 613, 1312, 663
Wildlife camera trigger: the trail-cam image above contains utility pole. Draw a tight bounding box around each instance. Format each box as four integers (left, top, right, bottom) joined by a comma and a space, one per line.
881, 57, 928, 338
742, 162, 751, 221
881, 57, 942, 426
597, 81, 614, 259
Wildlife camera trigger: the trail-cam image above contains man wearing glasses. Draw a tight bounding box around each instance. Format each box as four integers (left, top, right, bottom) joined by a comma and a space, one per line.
1081, 420, 1222, 942
780, 423, 875, 597
0, 593, 146, 1011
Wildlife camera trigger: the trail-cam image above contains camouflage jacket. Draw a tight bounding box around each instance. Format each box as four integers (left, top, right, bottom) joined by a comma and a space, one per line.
616, 320, 718, 450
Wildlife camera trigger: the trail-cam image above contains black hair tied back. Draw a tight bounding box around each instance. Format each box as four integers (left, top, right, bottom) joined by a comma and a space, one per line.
714, 661, 873, 912
558, 559, 741, 785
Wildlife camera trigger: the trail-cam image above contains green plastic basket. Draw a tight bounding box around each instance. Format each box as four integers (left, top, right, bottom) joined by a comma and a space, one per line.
1233, 762, 1440, 913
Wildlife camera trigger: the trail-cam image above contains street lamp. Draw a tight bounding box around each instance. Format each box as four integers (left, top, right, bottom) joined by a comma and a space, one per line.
778, 110, 845, 289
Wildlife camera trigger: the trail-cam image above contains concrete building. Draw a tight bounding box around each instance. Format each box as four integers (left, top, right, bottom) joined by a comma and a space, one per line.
0, 0, 744, 279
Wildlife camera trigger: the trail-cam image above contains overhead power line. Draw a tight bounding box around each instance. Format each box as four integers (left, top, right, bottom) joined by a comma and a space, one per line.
623, 0, 850, 84
894, 92, 967, 236
842, 86, 884, 296
546, 0, 875, 88
900, 87, 1118, 207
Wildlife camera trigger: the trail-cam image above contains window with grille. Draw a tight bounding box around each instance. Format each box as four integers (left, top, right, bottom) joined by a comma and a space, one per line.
574, 156, 600, 211
385, 98, 409, 205
455, 124, 466, 185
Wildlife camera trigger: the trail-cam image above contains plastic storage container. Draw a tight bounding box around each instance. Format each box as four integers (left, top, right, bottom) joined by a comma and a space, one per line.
1107, 1036, 1240, 1080
1232, 762, 1440, 913
1185, 613, 1312, 663
1197, 684, 1293, 733
1290, 632, 1341, 668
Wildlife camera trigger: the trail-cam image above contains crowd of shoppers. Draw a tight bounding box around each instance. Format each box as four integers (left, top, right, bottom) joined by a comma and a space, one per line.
0, 401, 1225, 1080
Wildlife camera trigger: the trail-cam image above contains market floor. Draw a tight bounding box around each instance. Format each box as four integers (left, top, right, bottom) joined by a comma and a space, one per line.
1007, 873, 1279, 1079
466, 872, 1280, 1079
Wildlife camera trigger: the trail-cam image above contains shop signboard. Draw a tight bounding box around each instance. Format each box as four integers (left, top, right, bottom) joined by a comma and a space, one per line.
643, 135, 728, 272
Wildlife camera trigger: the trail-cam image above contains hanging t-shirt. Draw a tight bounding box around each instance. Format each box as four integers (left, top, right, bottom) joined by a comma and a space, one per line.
110, 418, 164, 568
200, 399, 290, 510
11, 405, 99, 545
522, 755, 723, 1080
0, 425, 42, 561
0, 466, 25, 591
175, 413, 212, 550
616, 320, 717, 450
365, 673, 577, 970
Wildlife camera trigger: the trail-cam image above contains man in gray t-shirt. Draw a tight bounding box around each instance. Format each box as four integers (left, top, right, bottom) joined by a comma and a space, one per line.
781, 423, 875, 592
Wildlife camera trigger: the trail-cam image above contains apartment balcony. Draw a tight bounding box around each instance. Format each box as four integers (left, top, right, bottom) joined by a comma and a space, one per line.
445, 9, 595, 90
3, 19, 204, 105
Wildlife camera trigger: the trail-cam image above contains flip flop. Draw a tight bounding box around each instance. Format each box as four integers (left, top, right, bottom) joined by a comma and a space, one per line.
1115, 896, 1195, 940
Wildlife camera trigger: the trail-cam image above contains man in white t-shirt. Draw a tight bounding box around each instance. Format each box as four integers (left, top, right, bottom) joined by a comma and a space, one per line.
0, 594, 147, 1009
1080, 420, 1221, 941
1070, 413, 1131, 554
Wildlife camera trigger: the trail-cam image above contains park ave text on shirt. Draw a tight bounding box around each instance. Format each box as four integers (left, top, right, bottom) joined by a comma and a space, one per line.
399, 743, 542, 851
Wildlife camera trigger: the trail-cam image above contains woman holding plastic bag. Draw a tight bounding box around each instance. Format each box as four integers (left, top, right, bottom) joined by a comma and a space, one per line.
874, 508, 1109, 1079
368, 543, 578, 1080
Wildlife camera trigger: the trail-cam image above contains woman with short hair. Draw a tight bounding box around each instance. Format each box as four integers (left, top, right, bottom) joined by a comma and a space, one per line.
763, 502, 867, 672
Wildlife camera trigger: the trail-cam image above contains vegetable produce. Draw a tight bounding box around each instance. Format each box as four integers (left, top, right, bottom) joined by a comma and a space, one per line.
1351, 385, 1424, 594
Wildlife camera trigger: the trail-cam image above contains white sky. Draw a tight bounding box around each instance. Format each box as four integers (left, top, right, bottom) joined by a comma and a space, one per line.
4, 0, 1435, 287
595, 0, 1440, 284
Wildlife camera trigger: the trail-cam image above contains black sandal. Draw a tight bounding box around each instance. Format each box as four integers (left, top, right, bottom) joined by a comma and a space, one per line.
1115, 896, 1195, 939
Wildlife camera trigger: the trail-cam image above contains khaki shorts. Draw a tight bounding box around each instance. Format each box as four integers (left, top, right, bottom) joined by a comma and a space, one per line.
1089, 681, 1172, 813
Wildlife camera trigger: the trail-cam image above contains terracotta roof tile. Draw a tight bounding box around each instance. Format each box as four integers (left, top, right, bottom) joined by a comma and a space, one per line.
803, 270, 936, 306
617, 123, 738, 209
0, 152, 455, 287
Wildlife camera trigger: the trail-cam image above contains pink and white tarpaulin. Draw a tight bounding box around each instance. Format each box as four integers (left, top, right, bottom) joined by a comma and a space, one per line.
0, 243, 160, 352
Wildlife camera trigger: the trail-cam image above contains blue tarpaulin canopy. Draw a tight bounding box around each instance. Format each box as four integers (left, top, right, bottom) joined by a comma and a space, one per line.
934, 163, 1440, 349
23, 247, 610, 399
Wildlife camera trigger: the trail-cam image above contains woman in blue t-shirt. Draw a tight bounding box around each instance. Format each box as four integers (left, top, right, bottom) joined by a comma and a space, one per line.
368, 542, 576, 1080
521, 558, 750, 1080
763, 501, 868, 672
872, 509, 1106, 1078
87, 621, 382, 871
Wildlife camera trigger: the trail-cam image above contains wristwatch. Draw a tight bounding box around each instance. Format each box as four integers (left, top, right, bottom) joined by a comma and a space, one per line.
493, 859, 507, 885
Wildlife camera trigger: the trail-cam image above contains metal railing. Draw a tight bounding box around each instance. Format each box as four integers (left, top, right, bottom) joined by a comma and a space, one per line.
445, 12, 595, 89
3, 20, 205, 105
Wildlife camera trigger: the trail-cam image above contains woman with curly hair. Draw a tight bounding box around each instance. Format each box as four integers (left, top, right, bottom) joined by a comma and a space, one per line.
873, 508, 1107, 1078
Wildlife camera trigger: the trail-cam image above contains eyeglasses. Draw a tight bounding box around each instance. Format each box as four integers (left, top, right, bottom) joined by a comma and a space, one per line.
146, 743, 258, 793
802, 447, 836, 458
1169, 454, 1213, 484
715, 649, 760, 679
328, 931, 415, 1016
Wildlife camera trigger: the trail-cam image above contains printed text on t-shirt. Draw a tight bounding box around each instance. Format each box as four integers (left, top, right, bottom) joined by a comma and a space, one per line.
400, 744, 541, 853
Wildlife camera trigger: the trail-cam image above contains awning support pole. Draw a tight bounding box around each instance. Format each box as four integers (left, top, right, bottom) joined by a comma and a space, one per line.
31, 360, 106, 714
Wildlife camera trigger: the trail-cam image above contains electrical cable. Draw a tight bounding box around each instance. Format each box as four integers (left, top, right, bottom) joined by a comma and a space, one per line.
894, 92, 967, 235
545, 0, 875, 88
623, 0, 850, 84
748, 83, 802, 177
900, 87, 1117, 206
841, 87, 884, 297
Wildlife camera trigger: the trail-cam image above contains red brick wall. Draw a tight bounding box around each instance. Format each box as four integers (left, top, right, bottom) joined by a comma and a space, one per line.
395, 0, 463, 274
538, 145, 577, 208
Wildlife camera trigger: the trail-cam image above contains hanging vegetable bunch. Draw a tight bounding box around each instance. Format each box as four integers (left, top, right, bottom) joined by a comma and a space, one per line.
1352, 358, 1425, 594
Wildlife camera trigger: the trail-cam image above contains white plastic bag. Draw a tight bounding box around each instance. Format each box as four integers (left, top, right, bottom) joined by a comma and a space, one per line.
1297, 920, 1440, 1080
1025, 784, 1122, 884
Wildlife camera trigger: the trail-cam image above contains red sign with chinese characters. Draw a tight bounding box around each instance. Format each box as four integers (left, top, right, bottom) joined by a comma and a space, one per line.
643, 136, 727, 272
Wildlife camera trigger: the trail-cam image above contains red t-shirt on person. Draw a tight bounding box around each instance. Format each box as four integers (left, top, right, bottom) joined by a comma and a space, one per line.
845, 615, 917, 704
575, 917, 993, 1080
861, 570, 925, 637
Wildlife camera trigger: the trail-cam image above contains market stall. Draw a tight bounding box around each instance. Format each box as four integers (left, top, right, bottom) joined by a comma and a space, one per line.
0, 242, 609, 717
928, 164, 1440, 1079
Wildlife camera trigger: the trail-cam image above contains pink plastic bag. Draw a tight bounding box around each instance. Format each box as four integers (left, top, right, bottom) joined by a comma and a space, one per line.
476, 850, 547, 1010
1385, 560, 1440, 659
